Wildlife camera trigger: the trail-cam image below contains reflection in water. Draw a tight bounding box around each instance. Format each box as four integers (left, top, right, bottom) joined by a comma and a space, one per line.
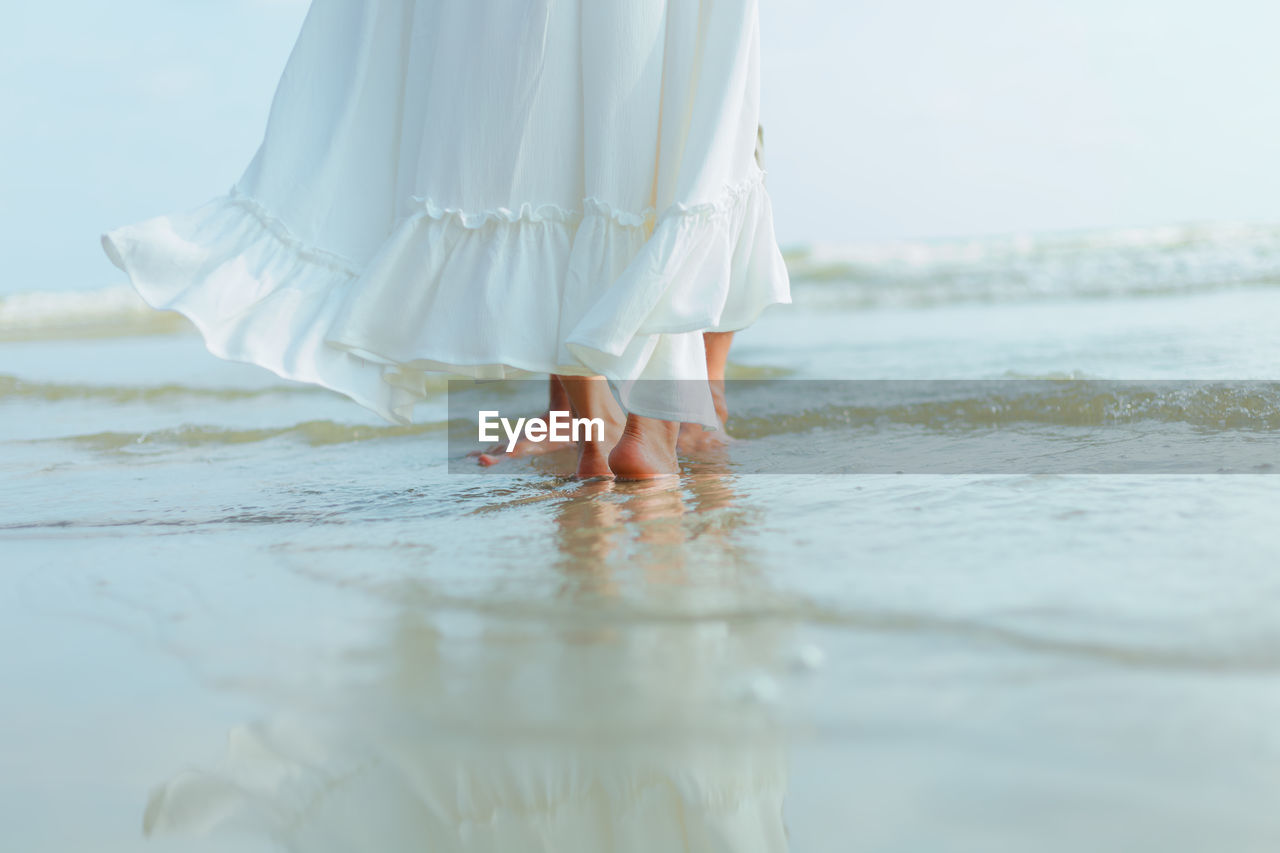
144, 468, 796, 852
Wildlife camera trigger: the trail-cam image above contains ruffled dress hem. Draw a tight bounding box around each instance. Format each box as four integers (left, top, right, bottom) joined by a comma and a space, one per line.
102, 169, 790, 427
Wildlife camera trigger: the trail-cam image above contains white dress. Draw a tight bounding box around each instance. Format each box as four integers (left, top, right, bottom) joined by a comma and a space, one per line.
102, 0, 790, 426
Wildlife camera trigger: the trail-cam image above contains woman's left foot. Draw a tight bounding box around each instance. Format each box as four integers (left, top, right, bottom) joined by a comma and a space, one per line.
472, 409, 578, 466
676, 374, 732, 454
677, 422, 731, 454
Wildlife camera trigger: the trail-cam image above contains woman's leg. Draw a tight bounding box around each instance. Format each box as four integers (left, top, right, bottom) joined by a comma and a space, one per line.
560, 376, 681, 481
678, 331, 735, 453
557, 375, 626, 479
703, 331, 734, 426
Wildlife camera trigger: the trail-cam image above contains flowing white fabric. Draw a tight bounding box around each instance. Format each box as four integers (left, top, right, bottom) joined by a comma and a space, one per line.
102, 0, 790, 426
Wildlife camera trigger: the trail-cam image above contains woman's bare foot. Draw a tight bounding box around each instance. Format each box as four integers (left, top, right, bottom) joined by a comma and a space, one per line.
677, 421, 731, 454
472, 377, 575, 465
609, 414, 680, 481
558, 376, 626, 479
474, 414, 578, 465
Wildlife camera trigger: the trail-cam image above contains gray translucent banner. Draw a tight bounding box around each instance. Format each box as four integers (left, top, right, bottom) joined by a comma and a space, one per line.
446, 379, 1280, 474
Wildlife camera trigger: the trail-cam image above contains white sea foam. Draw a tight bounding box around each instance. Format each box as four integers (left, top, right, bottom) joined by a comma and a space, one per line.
787, 221, 1280, 306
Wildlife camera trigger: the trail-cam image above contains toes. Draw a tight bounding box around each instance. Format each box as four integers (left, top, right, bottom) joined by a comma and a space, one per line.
477, 453, 500, 467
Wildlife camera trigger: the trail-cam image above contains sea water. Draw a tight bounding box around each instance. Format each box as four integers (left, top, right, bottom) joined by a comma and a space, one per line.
2, 223, 1280, 852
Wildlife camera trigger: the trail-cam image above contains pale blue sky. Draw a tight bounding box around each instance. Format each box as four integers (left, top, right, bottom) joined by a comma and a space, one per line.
3, 0, 1279, 292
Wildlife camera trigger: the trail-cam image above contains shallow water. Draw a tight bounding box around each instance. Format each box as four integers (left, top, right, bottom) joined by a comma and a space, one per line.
3, 226, 1280, 851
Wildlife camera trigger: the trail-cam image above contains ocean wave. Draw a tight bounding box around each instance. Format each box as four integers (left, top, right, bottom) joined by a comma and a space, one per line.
0, 373, 327, 404
54, 420, 447, 451
786, 222, 1280, 307
32, 381, 1280, 454
0, 373, 452, 404
725, 380, 1280, 436
0, 285, 187, 342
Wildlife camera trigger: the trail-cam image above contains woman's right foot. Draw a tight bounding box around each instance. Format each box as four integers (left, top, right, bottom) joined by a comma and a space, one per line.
609, 414, 680, 481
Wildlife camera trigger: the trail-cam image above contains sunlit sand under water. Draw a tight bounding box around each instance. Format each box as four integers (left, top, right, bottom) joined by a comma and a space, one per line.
4, 227, 1280, 851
